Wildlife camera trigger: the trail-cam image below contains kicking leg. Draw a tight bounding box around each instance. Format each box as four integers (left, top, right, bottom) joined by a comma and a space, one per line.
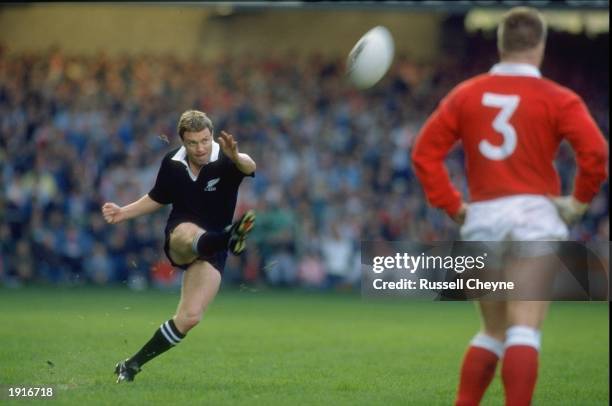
455, 301, 506, 406
168, 210, 256, 263
169, 222, 229, 264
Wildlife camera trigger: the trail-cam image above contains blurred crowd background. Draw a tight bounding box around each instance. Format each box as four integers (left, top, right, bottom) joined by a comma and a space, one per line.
0, 14, 608, 289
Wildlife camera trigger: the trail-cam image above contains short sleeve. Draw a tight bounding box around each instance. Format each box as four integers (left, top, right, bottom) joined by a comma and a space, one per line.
148, 157, 174, 204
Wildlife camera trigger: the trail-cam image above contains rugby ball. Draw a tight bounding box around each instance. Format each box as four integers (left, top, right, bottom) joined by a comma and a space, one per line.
346, 26, 395, 89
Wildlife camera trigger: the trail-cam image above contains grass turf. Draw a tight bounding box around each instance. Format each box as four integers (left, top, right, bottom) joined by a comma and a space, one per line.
0, 286, 608, 405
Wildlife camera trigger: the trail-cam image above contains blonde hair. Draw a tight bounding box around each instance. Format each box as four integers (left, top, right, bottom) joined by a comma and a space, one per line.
176, 110, 214, 139
497, 7, 547, 55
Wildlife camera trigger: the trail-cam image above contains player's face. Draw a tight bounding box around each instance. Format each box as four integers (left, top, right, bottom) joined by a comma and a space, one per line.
183, 129, 213, 167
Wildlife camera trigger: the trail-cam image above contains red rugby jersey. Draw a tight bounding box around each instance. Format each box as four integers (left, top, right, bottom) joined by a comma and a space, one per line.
412, 62, 608, 216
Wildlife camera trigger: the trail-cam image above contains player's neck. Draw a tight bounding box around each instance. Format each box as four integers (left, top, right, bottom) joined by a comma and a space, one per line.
188, 159, 204, 176
499, 57, 540, 68
499, 50, 542, 69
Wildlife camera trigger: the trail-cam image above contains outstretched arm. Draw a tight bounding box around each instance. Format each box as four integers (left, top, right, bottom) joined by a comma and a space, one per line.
102, 194, 164, 224
218, 130, 256, 175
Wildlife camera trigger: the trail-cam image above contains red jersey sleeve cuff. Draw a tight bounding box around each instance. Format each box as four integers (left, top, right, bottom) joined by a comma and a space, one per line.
571, 191, 592, 205
444, 199, 463, 218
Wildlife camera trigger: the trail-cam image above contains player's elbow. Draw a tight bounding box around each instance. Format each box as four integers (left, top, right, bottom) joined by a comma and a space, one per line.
238, 154, 256, 175
597, 145, 608, 169
587, 143, 609, 178
595, 148, 609, 181
146, 194, 166, 210
240, 162, 256, 176
597, 139, 609, 162
577, 147, 609, 189
410, 147, 430, 179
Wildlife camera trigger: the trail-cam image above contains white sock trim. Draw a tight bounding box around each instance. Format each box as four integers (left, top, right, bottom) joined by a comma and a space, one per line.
470, 333, 504, 358
163, 321, 182, 343
505, 325, 541, 351
160, 322, 181, 345
192, 230, 206, 255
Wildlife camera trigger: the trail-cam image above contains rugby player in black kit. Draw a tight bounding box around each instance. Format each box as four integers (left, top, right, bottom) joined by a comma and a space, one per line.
102, 110, 256, 383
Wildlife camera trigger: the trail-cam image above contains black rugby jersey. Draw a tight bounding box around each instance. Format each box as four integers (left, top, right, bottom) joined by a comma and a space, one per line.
148, 142, 253, 233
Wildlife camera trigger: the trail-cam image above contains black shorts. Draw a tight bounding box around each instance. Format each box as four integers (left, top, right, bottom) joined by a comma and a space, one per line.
163, 220, 228, 273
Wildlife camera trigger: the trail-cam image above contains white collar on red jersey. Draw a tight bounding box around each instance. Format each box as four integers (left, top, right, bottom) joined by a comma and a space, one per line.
489, 63, 541, 78
171, 141, 220, 181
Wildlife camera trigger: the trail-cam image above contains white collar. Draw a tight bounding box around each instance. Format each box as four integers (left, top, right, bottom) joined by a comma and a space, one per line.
489, 62, 541, 78
171, 141, 220, 181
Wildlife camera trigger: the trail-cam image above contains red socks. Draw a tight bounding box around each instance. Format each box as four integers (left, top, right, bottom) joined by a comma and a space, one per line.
455, 334, 504, 406
502, 326, 541, 406
455, 327, 540, 406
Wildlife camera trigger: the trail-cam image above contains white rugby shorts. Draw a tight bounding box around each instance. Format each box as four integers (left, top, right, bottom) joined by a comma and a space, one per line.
460, 195, 569, 259
461, 194, 569, 242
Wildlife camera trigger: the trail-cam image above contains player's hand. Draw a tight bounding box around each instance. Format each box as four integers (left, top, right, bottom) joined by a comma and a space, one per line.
218, 130, 239, 161
451, 202, 468, 225
550, 195, 589, 224
102, 202, 125, 224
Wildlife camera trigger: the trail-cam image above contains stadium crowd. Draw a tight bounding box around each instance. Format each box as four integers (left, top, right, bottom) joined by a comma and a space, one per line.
0, 30, 608, 289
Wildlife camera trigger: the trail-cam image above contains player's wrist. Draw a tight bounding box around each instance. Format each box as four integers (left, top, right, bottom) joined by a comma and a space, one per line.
445, 200, 464, 218
115, 206, 129, 222
551, 195, 589, 224
569, 195, 589, 213
449, 202, 467, 224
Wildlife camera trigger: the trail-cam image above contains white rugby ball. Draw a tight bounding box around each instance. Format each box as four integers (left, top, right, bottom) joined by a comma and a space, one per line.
346, 26, 395, 89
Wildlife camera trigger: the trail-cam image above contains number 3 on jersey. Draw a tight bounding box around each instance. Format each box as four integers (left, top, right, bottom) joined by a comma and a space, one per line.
479, 92, 520, 160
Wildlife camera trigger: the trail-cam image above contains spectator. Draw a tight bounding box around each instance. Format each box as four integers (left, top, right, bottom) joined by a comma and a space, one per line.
297, 249, 326, 289
84, 242, 115, 285
0, 28, 607, 288
320, 222, 355, 290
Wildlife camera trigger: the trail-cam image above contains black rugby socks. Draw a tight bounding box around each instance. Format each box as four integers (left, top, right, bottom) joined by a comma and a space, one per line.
193, 230, 231, 256
127, 319, 186, 368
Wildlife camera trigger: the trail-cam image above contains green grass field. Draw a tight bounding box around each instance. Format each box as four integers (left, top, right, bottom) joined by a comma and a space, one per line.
0, 286, 608, 405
